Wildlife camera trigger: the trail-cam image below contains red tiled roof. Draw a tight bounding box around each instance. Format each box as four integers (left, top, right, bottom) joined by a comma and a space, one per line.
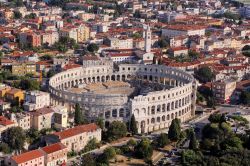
41, 143, 67, 154
54, 123, 99, 140
0, 116, 14, 126
11, 149, 44, 164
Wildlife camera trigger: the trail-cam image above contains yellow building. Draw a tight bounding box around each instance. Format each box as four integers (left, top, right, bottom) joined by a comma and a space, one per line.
5, 88, 25, 104
0, 84, 11, 98
11, 62, 36, 76
77, 24, 90, 43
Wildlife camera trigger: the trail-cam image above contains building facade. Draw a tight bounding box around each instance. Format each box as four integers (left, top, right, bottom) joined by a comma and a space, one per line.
49, 63, 197, 134
23, 90, 50, 111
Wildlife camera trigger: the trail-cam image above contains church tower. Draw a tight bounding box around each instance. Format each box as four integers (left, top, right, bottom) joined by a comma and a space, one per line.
144, 25, 152, 53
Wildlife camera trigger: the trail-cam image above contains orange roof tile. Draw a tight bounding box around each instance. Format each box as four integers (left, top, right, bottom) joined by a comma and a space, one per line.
11, 149, 44, 164
54, 123, 99, 140
0, 116, 14, 126
41, 143, 67, 154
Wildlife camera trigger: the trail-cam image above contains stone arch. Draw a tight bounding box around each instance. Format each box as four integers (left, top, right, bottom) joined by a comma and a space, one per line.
119, 108, 124, 117
151, 106, 155, 114
112, 109, 117, 117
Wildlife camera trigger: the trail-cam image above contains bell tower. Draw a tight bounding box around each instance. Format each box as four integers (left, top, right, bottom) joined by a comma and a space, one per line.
144, 25, 152, 53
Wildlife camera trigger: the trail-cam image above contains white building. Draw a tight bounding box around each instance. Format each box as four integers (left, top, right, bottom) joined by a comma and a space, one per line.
162, 25, 206, 37
105, 37, 133, 49
23, 91, 50, 111
52, 105, 68, 129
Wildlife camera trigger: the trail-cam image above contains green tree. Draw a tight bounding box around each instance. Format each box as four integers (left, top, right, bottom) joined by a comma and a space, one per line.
134, 138, 153, 161
130, 114, 137, 135
181, 150, 204, 166
87, 43, 99, 53
13, 11, 22, 19
103, 147, 116, 160
188, 50, 199, 60
127, 139, 137, 147
196, 66, 214, 83
0, 143, 12, 154
81, 154, 96, 166
189, 130, 198, 150
39, 54, 53, 61
95, 117, 104, 130
168, 118, 181, 141
106, 121, 127, 141
74, 103, 83, 125
83, 138, 99, 153
12, 0, 24, 7
156, 133, 170, 148
25, 13, 37, 19
2, 127, 26, 153
240, 91, 250, 105
158, 38, 169, 48
19, 78, 40, 90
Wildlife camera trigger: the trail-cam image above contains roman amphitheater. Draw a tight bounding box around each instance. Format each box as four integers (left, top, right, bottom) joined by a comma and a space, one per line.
49, 62, 197, 134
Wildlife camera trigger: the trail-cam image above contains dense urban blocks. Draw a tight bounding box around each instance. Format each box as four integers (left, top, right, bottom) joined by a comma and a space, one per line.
49, 64, 197, 134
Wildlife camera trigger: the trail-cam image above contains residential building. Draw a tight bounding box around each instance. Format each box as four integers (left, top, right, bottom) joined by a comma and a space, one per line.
77, 24, 90, 42
167, 47, 189, 57
11, 62, 36, 76
9, 149, 45, 166
0, 116, 16, 137
5, 88, 24, 104
0, 84, 11, 98
162, 25, 206, 37
30, 107, 54, 131
0, 100, 11, 111
23, 91, 50, 111
51, 123, 101, 152
52, 106, 68, 129
41, 143, 68, 166
212, 79, 237, 103
104, 37, 133, 49
10, 112, 31, 130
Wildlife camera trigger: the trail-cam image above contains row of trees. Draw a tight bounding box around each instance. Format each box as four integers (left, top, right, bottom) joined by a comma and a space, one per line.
181, 113, 250, 166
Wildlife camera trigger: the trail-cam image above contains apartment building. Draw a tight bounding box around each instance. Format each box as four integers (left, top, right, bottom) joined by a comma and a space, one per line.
9, 149, 45, 166
41, 143, 68, 166
8, 143, 67, 166
11, 62, 36, 76
5, 88, 25, 104
0, 116, 17, 137
105, 37, 133, 49
30, 107, 54, 131
23, 90, 50, 111
162, 25, 206, 37
51, 123, 101, 152
10, 112, 31, 130
212, 79, 237, 104
52, 106, 68, 129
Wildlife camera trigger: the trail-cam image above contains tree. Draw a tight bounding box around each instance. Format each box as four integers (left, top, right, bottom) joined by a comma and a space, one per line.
242, 45, 250, 57
87, 43, 99, 53
13, 11, 22, 19
158, 38, 169, 48
196, 66, 214, 83
74, 103, 84, 125
208, 114, 223, 123
95, 117, 104, 130
240, 91, 250, 105
103, 147, 116, 160
0, 143, 12, 154
12, 0, 24, 7
155, 133, 170, 148
25, 13, 37, 19
181, 150, 204, 166
83, 138, 99, 153
134, 138, 153, 161
168, 118, 181, 141
81, 154, 96, 166
106, 121, 127, 141
39, 54, 53, 61
19, 78, 40, 90
2, 127, 26, 153
189, 130, 198, 150
130, 114, 137, 135
128, 139, 137, 147
188, 50, 199, 60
